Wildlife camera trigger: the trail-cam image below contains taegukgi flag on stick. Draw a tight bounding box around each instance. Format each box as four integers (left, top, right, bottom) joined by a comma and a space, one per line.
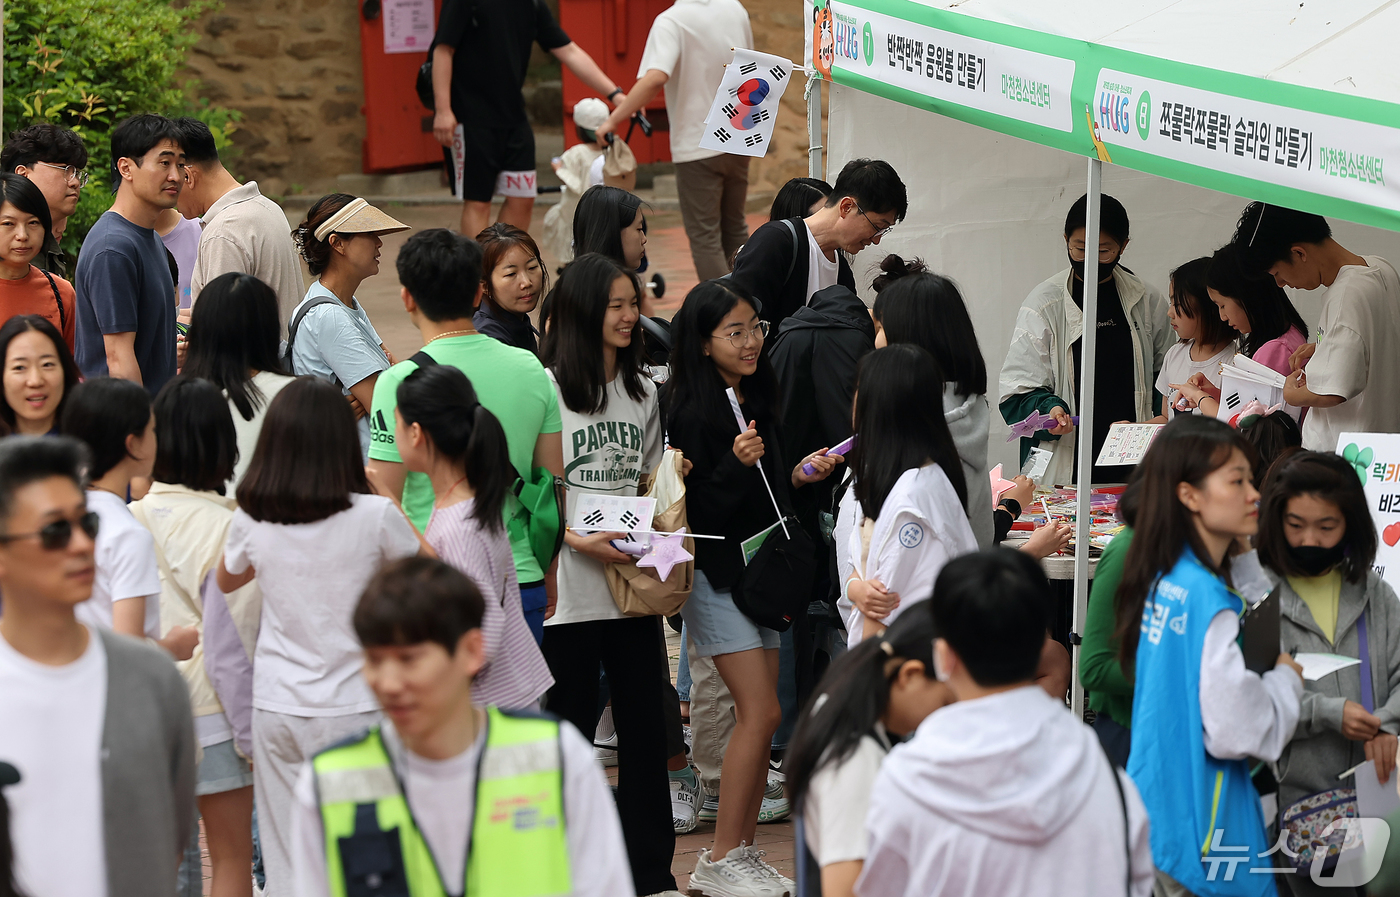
699, 48, 795, 158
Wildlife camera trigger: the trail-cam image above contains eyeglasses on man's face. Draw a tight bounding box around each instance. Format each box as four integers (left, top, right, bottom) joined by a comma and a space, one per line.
856, 204, 897, 239
712, 320, 771, 348
0, 511, 100, 551
37, 162, 89, 187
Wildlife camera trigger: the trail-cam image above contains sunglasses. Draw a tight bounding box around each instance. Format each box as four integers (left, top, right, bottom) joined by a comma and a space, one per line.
0, 511, 100, 551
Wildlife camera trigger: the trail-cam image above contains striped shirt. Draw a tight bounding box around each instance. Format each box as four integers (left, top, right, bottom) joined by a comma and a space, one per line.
426, 499, 554, 708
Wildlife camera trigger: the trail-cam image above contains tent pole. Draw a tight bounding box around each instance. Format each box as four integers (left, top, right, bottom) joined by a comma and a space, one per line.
1070, 158, 1102, 721
807, 77, 823, 180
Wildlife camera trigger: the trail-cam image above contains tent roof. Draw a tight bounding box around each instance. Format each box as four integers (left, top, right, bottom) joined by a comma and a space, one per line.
924, 1, 1400, 106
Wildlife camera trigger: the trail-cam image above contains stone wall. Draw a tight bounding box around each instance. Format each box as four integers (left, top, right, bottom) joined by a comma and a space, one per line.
184, 0, 815, 195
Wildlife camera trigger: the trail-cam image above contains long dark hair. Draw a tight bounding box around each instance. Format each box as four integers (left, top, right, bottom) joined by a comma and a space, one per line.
1207, 243, 1308, 357
0, 315, 79, 433
573, 185, 644, 266
152, 376, 238, 494
477, 222, 549, 315
665, 279, 779, 432
872, 269, 988, 397
183, 272, 288, 421
1257, 451, 1376, 585
236, 376, 370, 524
1171, 256, 1237, 347
540, 253, 647, 414
1114, 415, 1254, 663
850, 344, 968, 518
786, 601, 936, 815
396, 365, 511, 532
769, 177, 831, 222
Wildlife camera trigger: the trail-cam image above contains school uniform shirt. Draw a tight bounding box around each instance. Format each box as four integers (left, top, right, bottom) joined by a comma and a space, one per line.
289, 281, 391, 460
0, 625, 108, 897
427, 498, 553, 708
75, 489, 162, 639
546, 371, 662, 625
836, 463, 977, 648
1154, 339, 1235, 418
223, 493, 420, 716
802, 727, 890, 867
1301, 255, 1400, 451
226, 370, 296, 490
288, 717, 635, 897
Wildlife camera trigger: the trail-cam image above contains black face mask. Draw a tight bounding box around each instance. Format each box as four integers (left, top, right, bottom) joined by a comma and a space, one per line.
1068, 250, 1120, 282
1287, 542, 1348, 577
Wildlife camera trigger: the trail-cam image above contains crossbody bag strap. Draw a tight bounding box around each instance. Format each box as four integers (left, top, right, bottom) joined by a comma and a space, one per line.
38, 268, 65, 333
1358, 611, 1374, 713
781, 218, 801, 294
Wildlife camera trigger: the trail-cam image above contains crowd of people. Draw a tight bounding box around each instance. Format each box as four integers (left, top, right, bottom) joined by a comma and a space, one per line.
3, 0, 1400, 891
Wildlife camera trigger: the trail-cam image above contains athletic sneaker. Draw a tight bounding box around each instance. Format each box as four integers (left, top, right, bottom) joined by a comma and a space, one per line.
682, 722, 693, 758
740, 844, 794, 895
758, 770, 790, 823
594, 705, 618, 767
698, 790, 719, 823
672, 775, 699, 834
687, 845, 790, 897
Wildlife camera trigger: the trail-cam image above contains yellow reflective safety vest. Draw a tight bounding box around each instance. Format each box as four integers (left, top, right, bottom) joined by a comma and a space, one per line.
312, 707, 572, 897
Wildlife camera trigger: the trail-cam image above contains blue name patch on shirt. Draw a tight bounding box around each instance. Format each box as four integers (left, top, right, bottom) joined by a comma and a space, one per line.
898, 522, 924, 549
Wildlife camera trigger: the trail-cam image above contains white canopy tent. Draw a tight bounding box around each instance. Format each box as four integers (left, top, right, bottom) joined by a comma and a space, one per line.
802, 0, 1400, 715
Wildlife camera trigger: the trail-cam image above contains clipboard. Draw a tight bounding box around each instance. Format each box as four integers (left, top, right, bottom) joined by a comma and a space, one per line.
1239, 588, 1281, 675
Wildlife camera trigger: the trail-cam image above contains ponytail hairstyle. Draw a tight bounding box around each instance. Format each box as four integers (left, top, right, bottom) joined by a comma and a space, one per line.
785, 600, 936, 816
849, 344, 968, 517
395, 364, 511, 532
870, 252, 928, 294
292, 193, 357, 276
1113, 415, 1255, 664
540, 252, 647, 414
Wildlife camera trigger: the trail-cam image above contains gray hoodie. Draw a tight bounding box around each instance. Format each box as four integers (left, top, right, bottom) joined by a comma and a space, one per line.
1276, 569, 1400, 810
943, 384, 993, 549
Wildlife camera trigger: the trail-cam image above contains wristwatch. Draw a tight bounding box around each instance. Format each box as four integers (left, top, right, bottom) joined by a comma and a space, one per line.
608, 88, 624, 102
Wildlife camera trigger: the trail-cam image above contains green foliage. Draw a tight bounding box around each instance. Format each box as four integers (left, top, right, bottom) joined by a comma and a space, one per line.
3, 0, 241, 250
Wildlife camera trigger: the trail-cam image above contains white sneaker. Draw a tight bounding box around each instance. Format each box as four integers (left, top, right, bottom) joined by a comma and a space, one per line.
740, 844, 794, 895
594, 705, 618, 767
671, 775, 699, 834
687, 846, 788, 897
758, 770, 790, 823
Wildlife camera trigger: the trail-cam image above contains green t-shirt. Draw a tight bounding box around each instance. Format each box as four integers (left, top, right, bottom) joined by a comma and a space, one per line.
368, 334, 562, 582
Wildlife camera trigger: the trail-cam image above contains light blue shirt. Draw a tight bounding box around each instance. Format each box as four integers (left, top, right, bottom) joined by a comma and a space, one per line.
289, 280, 390, 459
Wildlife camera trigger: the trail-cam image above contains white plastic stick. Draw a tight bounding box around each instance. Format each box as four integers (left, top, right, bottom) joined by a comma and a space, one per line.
726, 387, 791, 539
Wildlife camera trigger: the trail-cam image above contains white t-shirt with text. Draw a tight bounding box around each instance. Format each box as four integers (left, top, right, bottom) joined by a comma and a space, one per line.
76, 489, 161, 639
1154, 340, 1235, 418
223, 492, 420, 716
0, 625, 108, 897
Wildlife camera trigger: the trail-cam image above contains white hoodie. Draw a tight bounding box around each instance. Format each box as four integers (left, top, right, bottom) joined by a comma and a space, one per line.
858, 685, 1155, 897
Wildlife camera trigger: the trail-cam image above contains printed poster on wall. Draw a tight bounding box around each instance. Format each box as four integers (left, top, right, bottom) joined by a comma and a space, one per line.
383, 0, 434, 55
698, 49, 795, 158
1336, 432, 1400, 595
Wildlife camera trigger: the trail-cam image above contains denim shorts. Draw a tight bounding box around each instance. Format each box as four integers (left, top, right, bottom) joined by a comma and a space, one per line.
680, 570, 781, 658
196, 738, 254, 796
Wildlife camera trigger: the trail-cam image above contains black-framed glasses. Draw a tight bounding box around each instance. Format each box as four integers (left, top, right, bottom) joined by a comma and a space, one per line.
713, 320, 770, 348
855, 204, 896, 239
36, 162, 89, 188
0, 511, 99, 551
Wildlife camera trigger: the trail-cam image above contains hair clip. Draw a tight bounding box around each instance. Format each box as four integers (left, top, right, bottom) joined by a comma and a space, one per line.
1248, 203, 1267, 248
879, 641, 894, 656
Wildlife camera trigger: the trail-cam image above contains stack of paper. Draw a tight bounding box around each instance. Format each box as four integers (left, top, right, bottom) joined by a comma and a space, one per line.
1216, 354, 1301, 423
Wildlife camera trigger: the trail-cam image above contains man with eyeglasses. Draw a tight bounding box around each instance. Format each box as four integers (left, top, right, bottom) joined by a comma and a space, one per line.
730, 157, 907, 339
1, 123, 89, 279
999, 193, 1172, 485
0, 435, 196, 897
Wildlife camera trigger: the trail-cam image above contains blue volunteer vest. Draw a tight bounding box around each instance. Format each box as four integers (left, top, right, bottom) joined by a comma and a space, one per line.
1127, 549, 1276, 897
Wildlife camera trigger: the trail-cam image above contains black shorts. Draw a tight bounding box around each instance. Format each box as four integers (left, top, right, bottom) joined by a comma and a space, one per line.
443, 117, 537, 203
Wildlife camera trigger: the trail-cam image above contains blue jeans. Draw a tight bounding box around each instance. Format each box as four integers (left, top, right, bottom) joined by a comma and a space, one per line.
772, 626, 798, 751
520, 580, 546, 645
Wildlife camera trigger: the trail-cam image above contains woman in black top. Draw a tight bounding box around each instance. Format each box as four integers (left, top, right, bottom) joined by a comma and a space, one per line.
665, 278, 839, 892
473, 223, 548, 353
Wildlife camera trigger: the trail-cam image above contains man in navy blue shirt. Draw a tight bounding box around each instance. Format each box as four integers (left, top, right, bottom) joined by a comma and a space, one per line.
73, 114, 182, 394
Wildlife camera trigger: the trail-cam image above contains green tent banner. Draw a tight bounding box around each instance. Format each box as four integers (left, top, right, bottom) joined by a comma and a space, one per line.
806, 0, 1400, 231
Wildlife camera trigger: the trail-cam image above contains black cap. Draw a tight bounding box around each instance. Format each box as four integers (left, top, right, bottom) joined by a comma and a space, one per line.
0, 761, 20, 787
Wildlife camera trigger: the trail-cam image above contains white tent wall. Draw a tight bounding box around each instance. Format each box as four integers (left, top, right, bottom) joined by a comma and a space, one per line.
826, 81, 1400, 476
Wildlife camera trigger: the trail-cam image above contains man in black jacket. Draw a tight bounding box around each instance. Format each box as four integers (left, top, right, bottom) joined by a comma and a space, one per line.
730, 158, 906, 338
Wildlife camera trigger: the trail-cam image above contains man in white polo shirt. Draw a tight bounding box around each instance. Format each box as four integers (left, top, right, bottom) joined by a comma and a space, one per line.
596, 0, 753, 281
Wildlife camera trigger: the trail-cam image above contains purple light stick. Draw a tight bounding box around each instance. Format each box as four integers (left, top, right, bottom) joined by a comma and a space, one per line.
803, 434, 857, 476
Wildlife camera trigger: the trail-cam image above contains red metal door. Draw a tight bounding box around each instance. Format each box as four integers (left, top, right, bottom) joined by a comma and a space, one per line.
359, 0, 446, 173
559, 0, 673, 164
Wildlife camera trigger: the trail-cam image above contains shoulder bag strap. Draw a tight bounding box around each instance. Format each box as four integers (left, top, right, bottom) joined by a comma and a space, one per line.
38, 268, 64, 333
409, 349, 438, 369
781, 218, 802, 293
1358, 611, 1374, 713
287, 295, 340, 352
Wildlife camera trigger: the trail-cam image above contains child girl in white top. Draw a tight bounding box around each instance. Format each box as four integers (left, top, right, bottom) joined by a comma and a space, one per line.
837, 344, 978, 646
1151, 256, 1238, 420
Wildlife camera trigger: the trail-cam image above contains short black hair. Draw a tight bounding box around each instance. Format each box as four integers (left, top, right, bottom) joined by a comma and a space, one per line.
396, 228, 483, 322
1, 123, 88, 173
1064, 193, 1130, 245
152, 376, 238, 494
0, 435, 88, 527
1258, 451, 1375, 584
826, 159, 907, 221
770, 177, 831, 222
172, 117, 218, 166
109, 113, 182, 187
0, 314, 81, 434
930, 549, 1051, 686
354, 556, 485, 655
59, 378, 152, 481
1230, 202, 1333, 274
1239, 411, 1301, 489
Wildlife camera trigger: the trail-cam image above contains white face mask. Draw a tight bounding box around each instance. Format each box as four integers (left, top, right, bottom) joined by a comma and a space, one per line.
932, 639, 952, 683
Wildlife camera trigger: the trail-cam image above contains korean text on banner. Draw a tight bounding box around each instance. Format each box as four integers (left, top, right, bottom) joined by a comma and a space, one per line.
1336, 432, 1400, 596
699, 49, 795, 158
383, 0, 434, 55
